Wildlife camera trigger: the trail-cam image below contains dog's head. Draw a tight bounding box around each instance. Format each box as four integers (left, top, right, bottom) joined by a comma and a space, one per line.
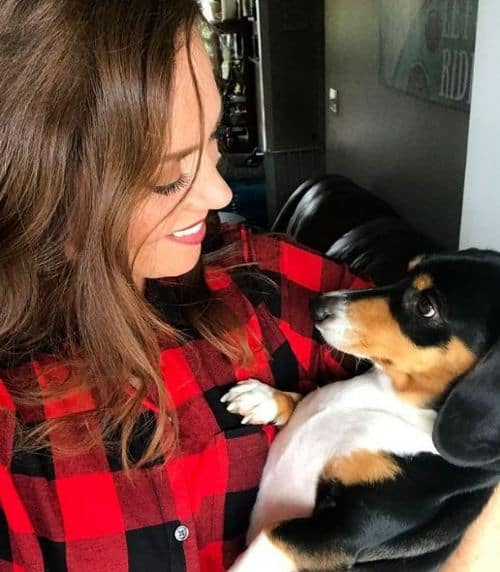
311, 250, 500, 467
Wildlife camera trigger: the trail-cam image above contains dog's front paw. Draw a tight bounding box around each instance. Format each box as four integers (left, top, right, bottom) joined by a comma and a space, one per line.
221, 379, 280, 425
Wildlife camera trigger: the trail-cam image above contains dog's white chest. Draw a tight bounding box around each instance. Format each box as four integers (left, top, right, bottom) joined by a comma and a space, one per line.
247, 368, 439, 541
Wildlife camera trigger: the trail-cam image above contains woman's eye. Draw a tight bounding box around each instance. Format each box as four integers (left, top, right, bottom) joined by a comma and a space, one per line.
416, 292, 437, 318
154, 173, 190, 196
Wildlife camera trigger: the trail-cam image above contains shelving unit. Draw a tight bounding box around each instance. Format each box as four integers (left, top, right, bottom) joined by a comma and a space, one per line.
201, 1, 326, 228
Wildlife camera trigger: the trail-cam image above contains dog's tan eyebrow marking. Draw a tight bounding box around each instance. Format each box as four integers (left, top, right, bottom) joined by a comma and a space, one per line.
408, 255, 424, 270
413, 274, 433, 291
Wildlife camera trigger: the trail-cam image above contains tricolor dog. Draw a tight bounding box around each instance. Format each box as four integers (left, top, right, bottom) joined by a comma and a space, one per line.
224, 250, 500, 571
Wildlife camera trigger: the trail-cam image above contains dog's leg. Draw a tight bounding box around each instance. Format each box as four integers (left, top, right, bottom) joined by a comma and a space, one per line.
221, 379, 302, 426
229, 514, 355, 572
233, 471, 481, 572
229, 530, 299, 572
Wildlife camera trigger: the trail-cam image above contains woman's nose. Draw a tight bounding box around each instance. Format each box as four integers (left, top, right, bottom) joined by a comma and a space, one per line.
196, 164, 233, 211
211, 171, 233, 210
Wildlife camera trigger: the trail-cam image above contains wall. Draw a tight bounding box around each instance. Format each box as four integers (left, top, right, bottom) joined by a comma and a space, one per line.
325, 0, 471, 248
459, 0, 500, 249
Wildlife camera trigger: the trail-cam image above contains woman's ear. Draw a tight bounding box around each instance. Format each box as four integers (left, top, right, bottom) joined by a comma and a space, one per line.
433, 339, 500, 467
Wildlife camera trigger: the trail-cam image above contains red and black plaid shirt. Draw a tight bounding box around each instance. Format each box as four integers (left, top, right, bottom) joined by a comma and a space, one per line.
0, 225, 369, 572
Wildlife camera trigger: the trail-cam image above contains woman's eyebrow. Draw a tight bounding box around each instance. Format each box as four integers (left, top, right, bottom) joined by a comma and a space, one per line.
167, 106, 223, 161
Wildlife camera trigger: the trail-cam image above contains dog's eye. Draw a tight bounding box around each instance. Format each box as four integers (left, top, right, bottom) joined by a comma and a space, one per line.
416, 292, 437, 318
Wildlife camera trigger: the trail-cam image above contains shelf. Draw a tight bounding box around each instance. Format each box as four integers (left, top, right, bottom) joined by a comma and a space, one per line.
213, 19, 253, 33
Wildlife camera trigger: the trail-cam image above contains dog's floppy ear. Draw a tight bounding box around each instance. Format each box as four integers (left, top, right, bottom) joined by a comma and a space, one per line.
433, 338, 500, 467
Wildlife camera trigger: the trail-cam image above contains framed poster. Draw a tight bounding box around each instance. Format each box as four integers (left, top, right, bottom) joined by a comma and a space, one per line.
379, 0, 478, 111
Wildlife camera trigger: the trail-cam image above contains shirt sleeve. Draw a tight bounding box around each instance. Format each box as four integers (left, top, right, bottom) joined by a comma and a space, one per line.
222, 224, 373, 393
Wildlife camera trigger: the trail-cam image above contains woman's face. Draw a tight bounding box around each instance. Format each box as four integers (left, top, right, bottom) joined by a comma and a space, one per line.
128, 35, 232, 290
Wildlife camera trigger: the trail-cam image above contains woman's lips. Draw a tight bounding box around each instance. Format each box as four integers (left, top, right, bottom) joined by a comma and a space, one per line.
167, 220, 207, 245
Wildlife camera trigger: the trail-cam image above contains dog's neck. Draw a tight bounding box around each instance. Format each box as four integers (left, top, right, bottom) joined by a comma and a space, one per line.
381, 364, 467, 407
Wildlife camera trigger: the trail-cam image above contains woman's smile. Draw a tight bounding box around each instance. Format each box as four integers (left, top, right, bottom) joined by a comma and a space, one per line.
167, 219, 207, 244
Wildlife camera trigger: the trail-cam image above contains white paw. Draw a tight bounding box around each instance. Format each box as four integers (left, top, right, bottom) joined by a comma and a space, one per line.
221, 379, 279, 425
228, 533, 297, 572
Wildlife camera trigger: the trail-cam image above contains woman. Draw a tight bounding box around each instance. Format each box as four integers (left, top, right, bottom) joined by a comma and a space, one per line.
0, 1, 497, 571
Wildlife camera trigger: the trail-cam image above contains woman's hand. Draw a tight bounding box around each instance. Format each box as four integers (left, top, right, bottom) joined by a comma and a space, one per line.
441, 485, 500, 571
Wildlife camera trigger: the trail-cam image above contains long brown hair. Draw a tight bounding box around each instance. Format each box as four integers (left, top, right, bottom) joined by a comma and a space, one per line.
0, 0, 250, 468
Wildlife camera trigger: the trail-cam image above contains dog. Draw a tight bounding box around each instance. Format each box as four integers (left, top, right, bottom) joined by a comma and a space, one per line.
224, 250, 500, 571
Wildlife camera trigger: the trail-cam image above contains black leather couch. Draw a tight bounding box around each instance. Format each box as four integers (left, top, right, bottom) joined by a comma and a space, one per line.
270, 174, 439, 286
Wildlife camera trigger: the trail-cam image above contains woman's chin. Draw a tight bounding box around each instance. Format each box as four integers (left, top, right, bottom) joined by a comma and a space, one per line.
136, 241, 202, 280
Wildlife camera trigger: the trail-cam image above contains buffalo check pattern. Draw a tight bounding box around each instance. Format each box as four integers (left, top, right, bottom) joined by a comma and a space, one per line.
0, 225, 369, 571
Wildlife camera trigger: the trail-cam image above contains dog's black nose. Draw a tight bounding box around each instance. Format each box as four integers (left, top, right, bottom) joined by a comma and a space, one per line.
310, 295, 338, 322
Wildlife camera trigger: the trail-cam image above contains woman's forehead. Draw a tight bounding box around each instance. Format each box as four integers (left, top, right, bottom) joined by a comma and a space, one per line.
168, 35, 221, 156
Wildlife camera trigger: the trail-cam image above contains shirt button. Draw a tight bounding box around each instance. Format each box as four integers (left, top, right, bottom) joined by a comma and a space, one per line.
174, 524, 189, 542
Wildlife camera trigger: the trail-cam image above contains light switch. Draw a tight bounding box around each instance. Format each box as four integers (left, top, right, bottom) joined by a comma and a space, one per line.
329, 88, 339, 114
